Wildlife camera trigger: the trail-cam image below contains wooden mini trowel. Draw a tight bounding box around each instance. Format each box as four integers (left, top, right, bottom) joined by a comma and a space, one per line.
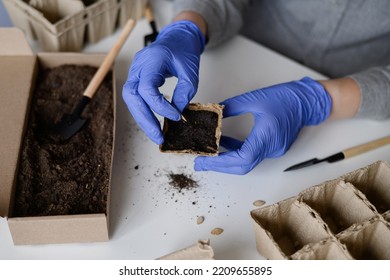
144, 4, 159, 46
53, 19, 136, 141
284, 135, 390, 171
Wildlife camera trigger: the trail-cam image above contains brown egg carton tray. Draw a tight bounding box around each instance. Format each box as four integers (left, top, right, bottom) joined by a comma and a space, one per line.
251, 160, 390, 259
4, 0, 147, 51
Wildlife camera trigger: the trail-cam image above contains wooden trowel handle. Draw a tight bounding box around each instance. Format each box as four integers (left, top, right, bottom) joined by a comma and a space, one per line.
145, 4, 154, 22
83, 19, 136, 99
343, 135, 390, 158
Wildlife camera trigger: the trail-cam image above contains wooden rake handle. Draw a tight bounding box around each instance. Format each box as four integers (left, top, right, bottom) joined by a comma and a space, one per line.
343, 135, 390, 158
83, 19, 136, 99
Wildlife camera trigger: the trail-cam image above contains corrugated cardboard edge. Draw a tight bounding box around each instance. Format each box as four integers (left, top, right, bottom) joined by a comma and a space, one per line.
160, 103, 224, 156
157, 239, 214, 260
0, 28, 37, 218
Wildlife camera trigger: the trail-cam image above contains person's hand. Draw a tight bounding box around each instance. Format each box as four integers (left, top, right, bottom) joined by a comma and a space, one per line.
122, 20, 206, 144
194, 77, 332, 175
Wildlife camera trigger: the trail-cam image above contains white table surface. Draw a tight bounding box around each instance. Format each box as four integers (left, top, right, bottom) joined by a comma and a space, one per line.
1, 0, 389, 260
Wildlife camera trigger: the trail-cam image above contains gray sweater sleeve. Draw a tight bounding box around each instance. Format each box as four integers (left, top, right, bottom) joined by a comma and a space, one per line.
173, 0, 390, 121
173, 0, 249, 48
349, 66, 390, 120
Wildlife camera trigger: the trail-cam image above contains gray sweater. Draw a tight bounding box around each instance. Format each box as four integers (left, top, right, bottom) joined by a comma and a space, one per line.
174, 0, 390, 120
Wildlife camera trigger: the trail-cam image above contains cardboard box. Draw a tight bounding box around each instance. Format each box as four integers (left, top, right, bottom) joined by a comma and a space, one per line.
4, 0, 146, 51
0, 28, 115, 245
251, 161, 390, 259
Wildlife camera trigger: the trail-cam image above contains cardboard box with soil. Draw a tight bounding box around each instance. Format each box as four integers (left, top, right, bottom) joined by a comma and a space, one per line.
0, 28, 115, 245
160, 103, 224, 156
14, 64, 113, 217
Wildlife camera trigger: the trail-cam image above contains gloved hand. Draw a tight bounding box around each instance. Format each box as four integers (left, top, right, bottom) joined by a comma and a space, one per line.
194, 77, 332, 175
122, 20, 206, 144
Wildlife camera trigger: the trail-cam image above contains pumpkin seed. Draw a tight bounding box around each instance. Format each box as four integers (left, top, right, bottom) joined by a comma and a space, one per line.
197, 216, 205, 225
211, 227, 224, 235
253, 200, 266, 207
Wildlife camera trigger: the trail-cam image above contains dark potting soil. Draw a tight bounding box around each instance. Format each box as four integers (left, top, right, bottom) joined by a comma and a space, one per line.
168, 173, 198, 192
160, 109, 219, 154
13, 65, 113, 217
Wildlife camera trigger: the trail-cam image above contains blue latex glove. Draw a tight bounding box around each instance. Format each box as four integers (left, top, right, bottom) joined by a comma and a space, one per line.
122, 20, 206, 144
194, 77, 332, 175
